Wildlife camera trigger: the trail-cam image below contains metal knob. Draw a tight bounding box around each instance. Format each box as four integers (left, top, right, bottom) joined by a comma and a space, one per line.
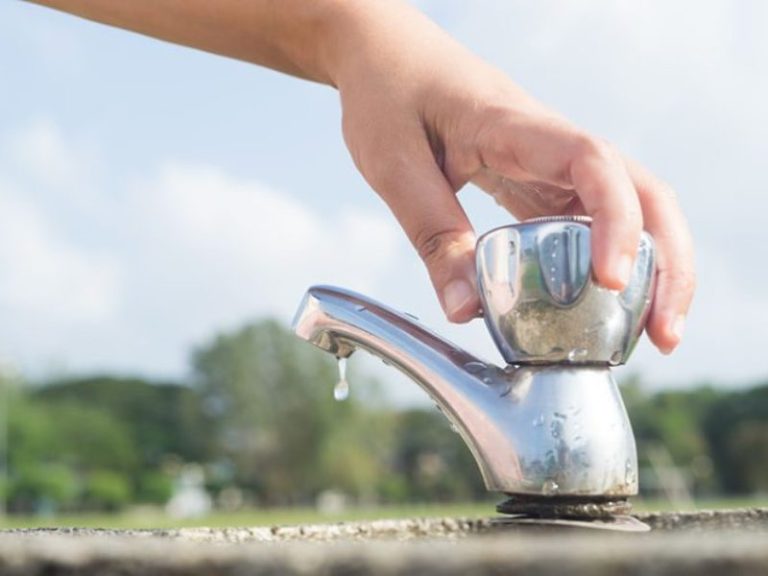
476, 216, 656, 366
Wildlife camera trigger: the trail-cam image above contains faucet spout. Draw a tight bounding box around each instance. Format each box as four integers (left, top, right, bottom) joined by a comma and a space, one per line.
292, 285, 638, 498
292, 286, 511, 481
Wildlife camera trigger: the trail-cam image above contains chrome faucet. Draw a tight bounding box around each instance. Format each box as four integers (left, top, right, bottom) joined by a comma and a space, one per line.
293, 216, 655, 522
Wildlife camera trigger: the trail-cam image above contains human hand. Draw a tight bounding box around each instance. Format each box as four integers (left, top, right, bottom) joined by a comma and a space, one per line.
328, 2, 695, 355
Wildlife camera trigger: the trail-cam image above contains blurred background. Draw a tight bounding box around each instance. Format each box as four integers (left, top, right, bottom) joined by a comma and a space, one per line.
0, 0, 766, 526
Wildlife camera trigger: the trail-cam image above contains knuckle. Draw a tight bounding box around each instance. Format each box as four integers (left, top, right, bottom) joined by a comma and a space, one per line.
665, 267, 697, 300
369, 150, 411, 192
482, 126, 513, 167
678, 269, 697, 297
657, 181, 680, 204
573, 133, 620, 166
415, 228, 462, 265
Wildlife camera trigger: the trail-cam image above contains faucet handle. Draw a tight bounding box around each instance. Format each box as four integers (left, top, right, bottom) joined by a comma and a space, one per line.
476, 217, 656, 366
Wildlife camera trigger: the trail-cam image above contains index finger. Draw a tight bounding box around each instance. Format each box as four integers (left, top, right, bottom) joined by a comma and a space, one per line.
625, 158, 696, 353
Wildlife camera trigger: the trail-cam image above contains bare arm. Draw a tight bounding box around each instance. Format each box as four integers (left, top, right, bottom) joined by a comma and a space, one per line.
26, 0, 695, 353
27, 0, 348, 82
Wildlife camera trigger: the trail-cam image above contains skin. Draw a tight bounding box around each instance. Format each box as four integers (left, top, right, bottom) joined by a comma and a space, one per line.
27, 0, 695, 354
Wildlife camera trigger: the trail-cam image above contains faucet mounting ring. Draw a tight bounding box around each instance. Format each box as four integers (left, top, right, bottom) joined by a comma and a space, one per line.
497, 494, 632, 519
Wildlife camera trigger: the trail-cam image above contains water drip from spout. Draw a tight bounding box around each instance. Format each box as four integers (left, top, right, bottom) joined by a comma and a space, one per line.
334, 357, 350, 401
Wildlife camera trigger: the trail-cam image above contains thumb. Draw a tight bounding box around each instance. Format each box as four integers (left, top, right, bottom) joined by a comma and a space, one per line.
364, 139, 479, 322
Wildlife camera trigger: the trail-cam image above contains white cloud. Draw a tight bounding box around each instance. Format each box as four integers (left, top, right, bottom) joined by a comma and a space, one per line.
0, 120, 118, 328
10, 118, 96, 193
0, 186, 119, 323
112, 163, 401, 374
0, 121, 402, 377
130, 162, 400, 317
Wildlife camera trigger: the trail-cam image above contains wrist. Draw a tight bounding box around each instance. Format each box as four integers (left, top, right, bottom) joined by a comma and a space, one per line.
312, 0, 441, 90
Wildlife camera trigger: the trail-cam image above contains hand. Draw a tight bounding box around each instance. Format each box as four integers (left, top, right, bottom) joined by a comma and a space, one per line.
329, 2, 695, 354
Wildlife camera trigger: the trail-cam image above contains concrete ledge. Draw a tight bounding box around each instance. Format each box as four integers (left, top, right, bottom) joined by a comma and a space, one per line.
0, 508, 766, 575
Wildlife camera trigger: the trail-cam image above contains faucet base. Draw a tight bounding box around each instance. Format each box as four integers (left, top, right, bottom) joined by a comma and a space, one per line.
496, 493, 632, 519
491, 513, 651, 532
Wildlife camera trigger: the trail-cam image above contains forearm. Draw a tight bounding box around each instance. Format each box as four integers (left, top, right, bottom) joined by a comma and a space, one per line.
25, 0, 367, 84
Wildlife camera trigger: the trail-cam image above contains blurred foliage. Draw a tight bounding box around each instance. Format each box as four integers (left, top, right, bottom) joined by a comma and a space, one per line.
8, 464, 79, 513
390, 409, 485, 503
35, 376, 206, 466
702, 384, 768, 494
623, 375, 768, 496
137, 472, 174, 505
0, 323, 767, 515
191, 319, 381, 503
83, 471, 132, 512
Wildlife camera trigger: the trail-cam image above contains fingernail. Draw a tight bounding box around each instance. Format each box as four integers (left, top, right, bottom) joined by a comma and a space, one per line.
671, 315, 686, 341
616, 254, 633, 288
660, 315, 686, 355
443, 279, 475, 318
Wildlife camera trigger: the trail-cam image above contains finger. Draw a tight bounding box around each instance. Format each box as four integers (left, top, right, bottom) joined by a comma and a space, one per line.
626, 159, 696, 353
357, 129, 480, 323
480, 120, 643, 290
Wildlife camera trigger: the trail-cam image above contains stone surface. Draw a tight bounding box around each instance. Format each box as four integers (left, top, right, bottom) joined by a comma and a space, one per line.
0, 508, 766, 575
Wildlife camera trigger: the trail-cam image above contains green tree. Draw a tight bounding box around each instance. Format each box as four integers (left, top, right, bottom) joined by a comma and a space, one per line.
622, 377, 721, 494
703, 383, 768, 494
390, 409, 485, 502
191, 319, 385, 503
35, 376, 206, 466
83, 470, 132, 511
8, 464, 78, 514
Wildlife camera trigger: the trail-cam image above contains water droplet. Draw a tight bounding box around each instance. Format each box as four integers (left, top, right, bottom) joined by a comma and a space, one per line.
624, 460, 636, 484
532, 414, 545, 427
355, 305, 367, 312
509, 241, 516, 253
463, 361, 486, 374
334, 357, 350, 401
567, 348, 588, 362
333, 379, 349, 401
610, 350, 623, 364
542, 480, 559, 495
449, 422, 459, 434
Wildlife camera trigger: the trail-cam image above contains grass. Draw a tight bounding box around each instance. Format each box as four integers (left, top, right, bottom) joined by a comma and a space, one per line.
1, 497, 766, 530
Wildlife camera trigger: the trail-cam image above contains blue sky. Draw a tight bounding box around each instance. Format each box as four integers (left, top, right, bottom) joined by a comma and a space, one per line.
2, 1, 767, 401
